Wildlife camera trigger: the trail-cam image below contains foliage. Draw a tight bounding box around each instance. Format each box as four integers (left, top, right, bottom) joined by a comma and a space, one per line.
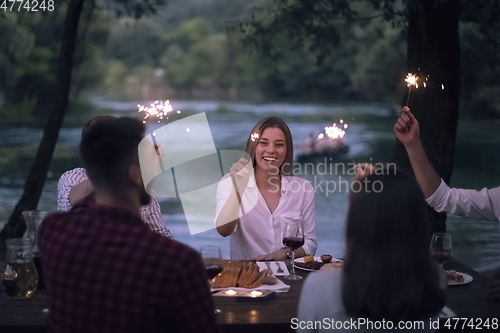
0, 1, 110, 120
229, 0, 355, 65
2, 0, 500, 119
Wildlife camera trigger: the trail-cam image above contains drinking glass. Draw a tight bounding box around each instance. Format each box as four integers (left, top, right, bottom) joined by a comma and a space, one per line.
22, 210, 48, 290
22, 210, 48, 255
1, 238, 38, 299
430, 233, 452, 267
282, 221, 305, 281
200, 245, 223, 314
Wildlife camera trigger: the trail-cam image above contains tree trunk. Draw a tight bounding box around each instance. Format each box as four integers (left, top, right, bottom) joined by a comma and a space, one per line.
0, 0, 86, 248
394, 0, 460, 232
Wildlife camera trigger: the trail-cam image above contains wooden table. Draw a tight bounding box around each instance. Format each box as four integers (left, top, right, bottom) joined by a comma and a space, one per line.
1, 259, 499, 332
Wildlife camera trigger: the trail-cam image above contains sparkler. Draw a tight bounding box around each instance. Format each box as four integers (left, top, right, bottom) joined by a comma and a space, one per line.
137, 100, 181, 129
136, 100, 181, 171
404, 73, 419, 106
324, 123, 346, 140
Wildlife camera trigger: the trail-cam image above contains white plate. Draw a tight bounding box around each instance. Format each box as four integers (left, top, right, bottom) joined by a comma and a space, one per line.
448, 272, 473, 286
293, 256, 342, 272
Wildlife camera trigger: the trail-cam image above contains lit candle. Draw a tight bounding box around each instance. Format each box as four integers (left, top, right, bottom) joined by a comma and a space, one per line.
224, 289, 238, 296
249, 291, 263, 298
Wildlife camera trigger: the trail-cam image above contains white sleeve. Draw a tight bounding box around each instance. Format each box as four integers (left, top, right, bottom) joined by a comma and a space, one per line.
301, 181, 317, 256
141, 195, 174, 239
426, 179, 500, 221
57, 169, 87, 211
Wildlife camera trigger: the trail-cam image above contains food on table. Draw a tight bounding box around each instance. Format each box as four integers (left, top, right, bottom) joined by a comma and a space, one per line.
294, 255, 343, 271
211, 261, 277, 289
320, 261, 343, 271
303, 255, 314, 263
446, 270, 464, 284
295, 261, 325, 270
320, 254, 333, 263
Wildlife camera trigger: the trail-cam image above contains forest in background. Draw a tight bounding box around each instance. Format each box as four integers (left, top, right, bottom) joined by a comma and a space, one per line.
1, 0, 500, 124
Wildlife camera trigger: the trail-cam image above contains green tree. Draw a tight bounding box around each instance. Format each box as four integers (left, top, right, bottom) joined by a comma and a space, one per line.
230, 0, 465, 231
0, 0, 168, 251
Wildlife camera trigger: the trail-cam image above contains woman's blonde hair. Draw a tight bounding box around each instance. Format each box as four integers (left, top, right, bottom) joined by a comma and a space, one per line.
244, 117, 294, 175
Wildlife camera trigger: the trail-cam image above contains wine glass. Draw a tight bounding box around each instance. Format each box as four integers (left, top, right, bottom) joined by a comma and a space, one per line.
200, 245, 223, 314
282, 222, 305, 281
430, 233, 452, 267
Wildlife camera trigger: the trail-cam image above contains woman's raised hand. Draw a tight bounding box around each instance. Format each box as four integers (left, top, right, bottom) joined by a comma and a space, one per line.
230, 158, 251, 194
354, 163, 378, 180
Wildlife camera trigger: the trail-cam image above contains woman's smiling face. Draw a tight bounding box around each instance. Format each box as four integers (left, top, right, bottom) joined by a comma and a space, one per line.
254, 127, 287, 174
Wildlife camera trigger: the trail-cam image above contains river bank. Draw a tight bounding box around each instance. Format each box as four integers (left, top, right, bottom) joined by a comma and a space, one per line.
0, 99, 498, 273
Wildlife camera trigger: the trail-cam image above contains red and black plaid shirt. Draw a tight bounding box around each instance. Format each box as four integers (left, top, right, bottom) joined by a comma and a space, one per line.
39, 195, 219, 333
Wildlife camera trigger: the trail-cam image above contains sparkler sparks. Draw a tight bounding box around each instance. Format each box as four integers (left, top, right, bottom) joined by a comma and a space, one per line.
137, 100, 181, 125
404, 73, 419, 106
324, 122, 346, 140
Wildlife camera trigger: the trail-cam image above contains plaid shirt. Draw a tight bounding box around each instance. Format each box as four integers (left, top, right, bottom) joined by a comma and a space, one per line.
39, 195, 219, 333
57, 168, 173, 239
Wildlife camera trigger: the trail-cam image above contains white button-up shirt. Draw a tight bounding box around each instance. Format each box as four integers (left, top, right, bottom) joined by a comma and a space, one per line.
426, 179, 500, 230
216, 174, 317, 260
57, 168, 173, 239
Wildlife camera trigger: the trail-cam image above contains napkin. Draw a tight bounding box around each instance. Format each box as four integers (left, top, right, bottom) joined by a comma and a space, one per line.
256, 261, 290, 276
212, 278, 290, 295
439, 306, 457, 318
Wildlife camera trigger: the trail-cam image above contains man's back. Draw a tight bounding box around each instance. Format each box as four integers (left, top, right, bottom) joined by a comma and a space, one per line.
39, 197, 218, 333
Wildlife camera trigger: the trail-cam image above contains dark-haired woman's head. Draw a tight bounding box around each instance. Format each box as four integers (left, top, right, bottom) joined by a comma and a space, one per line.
342, 169, 446, 321
244, 117, 294, 176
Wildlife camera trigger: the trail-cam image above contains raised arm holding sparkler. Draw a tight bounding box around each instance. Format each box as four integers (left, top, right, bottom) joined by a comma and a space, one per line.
395, 106, 500, 301
394, 106, 441, 198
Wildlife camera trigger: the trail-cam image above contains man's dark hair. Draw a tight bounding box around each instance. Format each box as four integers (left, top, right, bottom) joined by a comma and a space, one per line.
80, 117, 145, 189
81, 115, 116, 138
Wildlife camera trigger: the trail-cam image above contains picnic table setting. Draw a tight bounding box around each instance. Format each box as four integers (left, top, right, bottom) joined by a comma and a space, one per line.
1, 251, 500, 332
1, 196, 500, 333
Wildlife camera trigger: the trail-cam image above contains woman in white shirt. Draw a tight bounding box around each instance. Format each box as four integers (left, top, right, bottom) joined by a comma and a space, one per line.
298, 170, 446, 332
215, 116, 317, 260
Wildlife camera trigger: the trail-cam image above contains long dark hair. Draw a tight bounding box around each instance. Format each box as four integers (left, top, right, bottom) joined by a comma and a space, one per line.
342, 170, 446, 321
243, 116, 294, 175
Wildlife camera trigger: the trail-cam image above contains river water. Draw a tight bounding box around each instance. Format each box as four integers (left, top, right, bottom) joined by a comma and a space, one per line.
0, 97, 498, 274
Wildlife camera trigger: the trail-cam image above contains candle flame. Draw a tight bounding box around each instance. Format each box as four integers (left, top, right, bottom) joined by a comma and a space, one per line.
249, 291, 263, 297
441, 84, 445, 90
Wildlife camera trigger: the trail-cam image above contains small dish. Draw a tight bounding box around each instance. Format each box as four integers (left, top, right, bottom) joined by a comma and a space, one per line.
448, 272, 473, 286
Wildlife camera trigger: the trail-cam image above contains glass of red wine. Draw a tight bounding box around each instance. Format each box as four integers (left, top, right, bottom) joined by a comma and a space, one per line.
282, 221, 305, 281
200, 245, 223, 314
429, 233, 452, 267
